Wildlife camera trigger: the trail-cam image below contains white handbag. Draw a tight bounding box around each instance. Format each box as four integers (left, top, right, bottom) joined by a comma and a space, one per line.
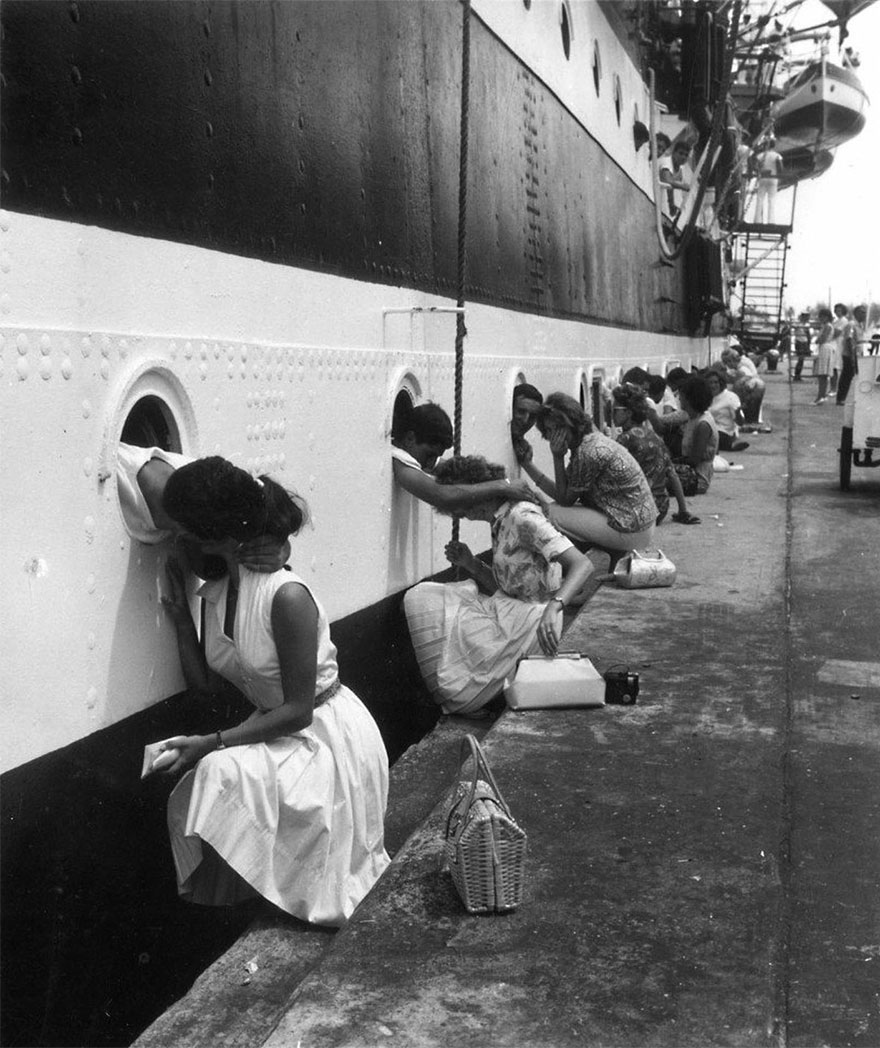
504, 653, 606, 710
612, 549, 676, 589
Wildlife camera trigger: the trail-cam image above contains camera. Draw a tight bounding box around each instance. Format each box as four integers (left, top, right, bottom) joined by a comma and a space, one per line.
603, 668, 639, 705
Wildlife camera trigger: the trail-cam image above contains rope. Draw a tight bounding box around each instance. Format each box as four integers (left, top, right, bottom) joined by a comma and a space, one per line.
452, 0, 471, 543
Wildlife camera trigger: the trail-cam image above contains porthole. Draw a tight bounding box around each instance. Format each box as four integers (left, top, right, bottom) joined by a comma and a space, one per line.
392, 388, 415, 440
121, 395, 182, 451
103, 361, 197, 483
104, 361, 198, 537
592, 40, 602, 96
509, 370, 529, 424
560, 2, 571, 60
387, 367, 423, 441
588, 368, 606, 428
613, 75, 622, 125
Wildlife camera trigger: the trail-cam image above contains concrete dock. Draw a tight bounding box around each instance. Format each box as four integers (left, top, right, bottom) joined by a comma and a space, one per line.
134, 373, 880, 1048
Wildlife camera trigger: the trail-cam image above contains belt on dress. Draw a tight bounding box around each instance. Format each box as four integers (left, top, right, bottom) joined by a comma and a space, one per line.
314, 679, 342, 708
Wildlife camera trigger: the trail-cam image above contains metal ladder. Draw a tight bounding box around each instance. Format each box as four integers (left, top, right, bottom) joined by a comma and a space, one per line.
729, 223, 790, 349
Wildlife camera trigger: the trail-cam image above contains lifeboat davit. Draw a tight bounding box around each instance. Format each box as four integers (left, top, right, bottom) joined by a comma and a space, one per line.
771, 58, 869, 152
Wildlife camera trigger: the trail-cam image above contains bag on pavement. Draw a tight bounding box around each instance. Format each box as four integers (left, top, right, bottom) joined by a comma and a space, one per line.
612, 549, 676, 589
444, 735, 527, 914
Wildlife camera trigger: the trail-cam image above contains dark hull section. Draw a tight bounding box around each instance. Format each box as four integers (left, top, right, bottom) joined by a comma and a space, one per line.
0, 592, 437, 1048
1, 0, 691, 331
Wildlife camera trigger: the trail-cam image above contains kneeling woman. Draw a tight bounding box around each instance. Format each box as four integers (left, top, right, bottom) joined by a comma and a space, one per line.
157, 457, 389, 926
523, 392, 657, 553
404, 455, 594, 716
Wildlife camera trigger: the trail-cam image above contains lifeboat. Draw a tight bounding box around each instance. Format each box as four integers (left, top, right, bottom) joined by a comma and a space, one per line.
771, 57, 869, 152
779, 145, 835, 188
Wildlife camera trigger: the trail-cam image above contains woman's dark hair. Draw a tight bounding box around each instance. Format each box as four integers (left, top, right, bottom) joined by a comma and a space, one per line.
646, 374, 667, 402
391, 401, 453, 448
162, 456, 307, 542
622, 366, 650, 388
665, 366, 687, 389
433, 454, 506, 486
536, 392, 592, 444
612, 383, 650, 424
677, 374, 713, 414
512, 382, 543, 406
818, 308, 833, 323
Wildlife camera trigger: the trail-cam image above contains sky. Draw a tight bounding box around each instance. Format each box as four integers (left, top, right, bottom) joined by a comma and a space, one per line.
778, 0, 880, 310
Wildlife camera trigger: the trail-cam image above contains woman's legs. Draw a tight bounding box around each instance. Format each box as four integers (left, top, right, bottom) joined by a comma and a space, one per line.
814, 374, 828, 403
547, 505, 655, 551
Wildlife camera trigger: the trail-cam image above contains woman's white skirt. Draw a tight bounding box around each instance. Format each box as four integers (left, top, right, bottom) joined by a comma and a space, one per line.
403, 579, 545, 715
167, 687, 390, 927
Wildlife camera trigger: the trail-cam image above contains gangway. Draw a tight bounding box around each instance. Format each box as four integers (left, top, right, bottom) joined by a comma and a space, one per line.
728, 219, 792, 354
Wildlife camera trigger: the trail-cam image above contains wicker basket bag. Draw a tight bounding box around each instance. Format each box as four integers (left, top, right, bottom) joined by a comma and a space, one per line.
444, 735, 527, 914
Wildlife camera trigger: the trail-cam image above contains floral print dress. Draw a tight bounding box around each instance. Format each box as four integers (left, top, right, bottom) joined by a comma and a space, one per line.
404, 501, 573, 715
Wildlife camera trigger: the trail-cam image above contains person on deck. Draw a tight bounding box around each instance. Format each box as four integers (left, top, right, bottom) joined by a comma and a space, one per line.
403, 455, 594, 716
155, 457, 390, 926
753, 137, 783, 224
659, 140, 692, 218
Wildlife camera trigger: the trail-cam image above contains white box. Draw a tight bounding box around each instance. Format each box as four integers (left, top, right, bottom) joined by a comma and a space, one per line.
504, 654, 606, 710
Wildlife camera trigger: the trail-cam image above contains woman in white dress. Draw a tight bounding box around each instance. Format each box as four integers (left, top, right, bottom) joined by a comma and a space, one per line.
156, 456, 389, 926
403, 455, 594, 716
813, 308, 835, 404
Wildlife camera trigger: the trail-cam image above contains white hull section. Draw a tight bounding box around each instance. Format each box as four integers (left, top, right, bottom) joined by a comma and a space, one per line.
1, 212, 710, 772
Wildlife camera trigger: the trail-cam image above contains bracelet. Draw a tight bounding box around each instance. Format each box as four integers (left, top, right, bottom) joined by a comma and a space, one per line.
550, 597, 565, 609
215, 731, 225, 750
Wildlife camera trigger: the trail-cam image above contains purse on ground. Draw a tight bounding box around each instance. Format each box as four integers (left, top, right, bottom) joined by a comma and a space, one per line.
444, 734, 527, 914
612, 548, 676, 589
504, 653, 606, 710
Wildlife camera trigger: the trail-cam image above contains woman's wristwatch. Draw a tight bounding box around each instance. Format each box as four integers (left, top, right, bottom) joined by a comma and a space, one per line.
550, 596, 565, 609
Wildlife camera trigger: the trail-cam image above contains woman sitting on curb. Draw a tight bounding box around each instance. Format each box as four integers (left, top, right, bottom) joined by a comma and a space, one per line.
403, 455, 594, 717
674, 374, 719, 495
612, 384, 700, 525
705, 369, 750, 452
518, 393, 657, 560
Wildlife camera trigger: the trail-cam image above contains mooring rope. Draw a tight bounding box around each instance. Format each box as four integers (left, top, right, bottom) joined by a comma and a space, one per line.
452, 0, 471, 543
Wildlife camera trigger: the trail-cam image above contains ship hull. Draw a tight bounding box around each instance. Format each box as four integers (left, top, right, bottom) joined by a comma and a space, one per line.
1, 4, 716, 1041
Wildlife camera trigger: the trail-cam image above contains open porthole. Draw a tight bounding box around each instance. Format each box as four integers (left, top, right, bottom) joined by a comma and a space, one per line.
587, 368, 608, 430
104, 361, 198, 536
120, 394, 182, 452
388, 368, 423, 443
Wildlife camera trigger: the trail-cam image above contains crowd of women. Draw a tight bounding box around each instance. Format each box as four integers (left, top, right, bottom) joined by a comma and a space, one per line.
118, 346, 763, 928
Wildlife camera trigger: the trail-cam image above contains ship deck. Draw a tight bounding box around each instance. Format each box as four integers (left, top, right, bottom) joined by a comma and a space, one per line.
133, 371, 880, 1048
